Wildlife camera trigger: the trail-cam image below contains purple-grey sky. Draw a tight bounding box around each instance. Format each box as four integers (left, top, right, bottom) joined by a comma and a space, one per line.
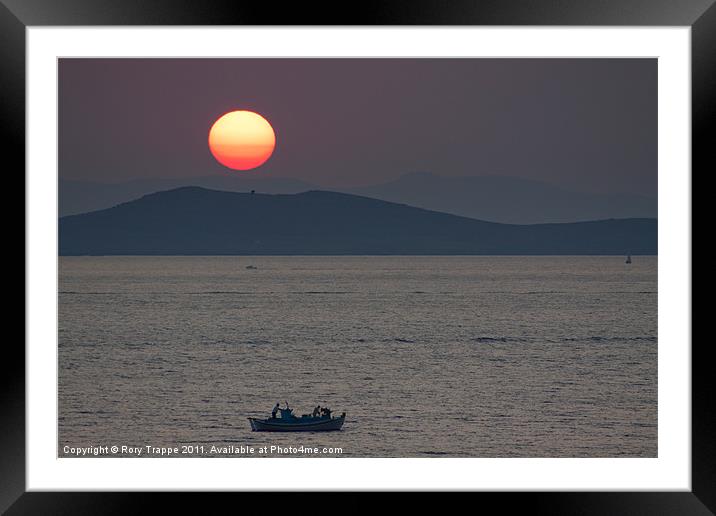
59, 58, 656, 195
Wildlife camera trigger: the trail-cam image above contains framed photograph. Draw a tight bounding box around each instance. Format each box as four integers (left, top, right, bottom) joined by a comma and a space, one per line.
6, 0, 710, 512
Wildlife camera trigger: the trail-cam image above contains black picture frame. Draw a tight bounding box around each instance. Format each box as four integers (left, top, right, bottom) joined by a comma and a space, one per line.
5, 0, 709, 512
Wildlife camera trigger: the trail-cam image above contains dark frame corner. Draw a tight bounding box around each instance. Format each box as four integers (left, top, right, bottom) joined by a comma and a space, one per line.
6, 0, 710, 513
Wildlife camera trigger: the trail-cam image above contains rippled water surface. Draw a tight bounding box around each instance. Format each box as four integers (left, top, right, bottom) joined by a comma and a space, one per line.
59, 256, 657, 457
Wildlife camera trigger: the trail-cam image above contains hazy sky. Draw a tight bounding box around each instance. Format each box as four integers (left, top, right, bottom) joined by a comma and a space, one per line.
59, 58, 656, 196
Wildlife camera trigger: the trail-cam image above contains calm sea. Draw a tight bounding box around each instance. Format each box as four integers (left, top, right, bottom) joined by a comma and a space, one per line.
59, 256, 657, 457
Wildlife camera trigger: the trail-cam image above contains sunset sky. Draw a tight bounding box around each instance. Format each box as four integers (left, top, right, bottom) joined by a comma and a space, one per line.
59, 58, 656, 196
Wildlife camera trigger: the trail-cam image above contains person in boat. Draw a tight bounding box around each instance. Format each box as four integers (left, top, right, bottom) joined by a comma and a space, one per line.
321, 407, 332, 418
271, 402, 280, 419
279, 401, 295, 420
312, 405, 321, 417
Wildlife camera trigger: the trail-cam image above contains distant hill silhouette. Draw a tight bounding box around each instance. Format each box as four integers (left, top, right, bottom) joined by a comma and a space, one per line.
346, 172, 657, 224
59, 176, 316, 217
59, 187, 656, 255
60, 172, 656, 224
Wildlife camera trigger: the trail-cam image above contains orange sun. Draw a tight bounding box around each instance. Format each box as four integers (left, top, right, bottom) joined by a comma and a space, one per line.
208, 110, 276, 171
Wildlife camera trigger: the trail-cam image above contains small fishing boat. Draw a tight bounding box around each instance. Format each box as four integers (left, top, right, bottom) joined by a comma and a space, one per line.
249, 405, 345, 432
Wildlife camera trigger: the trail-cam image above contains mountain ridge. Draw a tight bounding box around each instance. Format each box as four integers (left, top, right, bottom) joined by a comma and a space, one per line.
59, 187, 657, 256
59, 172, 656, 224
345, 172, 656, 224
